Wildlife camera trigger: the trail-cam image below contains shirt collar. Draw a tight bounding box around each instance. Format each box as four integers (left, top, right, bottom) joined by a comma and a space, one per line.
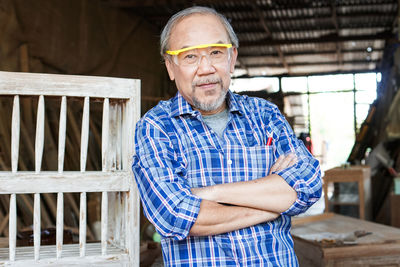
170, 91, 196, 117
170, 90, 243, 118
226, 90, 242, 115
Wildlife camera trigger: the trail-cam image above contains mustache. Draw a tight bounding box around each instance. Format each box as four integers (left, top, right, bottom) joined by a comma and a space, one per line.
192, 77, 222, 87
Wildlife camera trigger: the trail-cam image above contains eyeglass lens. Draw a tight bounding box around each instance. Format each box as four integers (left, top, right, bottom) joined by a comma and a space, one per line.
176, 46, 230, 66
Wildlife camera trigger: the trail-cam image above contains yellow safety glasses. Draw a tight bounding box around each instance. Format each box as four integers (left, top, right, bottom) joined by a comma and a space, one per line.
166, 43, 232, 55
166, 43, 233, 67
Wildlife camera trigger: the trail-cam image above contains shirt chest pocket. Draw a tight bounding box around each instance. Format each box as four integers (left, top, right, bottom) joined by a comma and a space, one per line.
228, 145, 275, 182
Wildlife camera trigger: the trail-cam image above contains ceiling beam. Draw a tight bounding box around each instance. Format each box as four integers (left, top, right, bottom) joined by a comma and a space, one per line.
139, 11, 397, 27
245, 59, 379, 68
233, 68, 379, 79
228, 10, 396, 20
106, 0, 397, 11
235, 25, 393, 36
214, 2, 397, 14
239, 31, 393, 46
238, 48, 384, 57
249, 2, 289, 74
228, 11, 398, 25
330, 1, 343, 67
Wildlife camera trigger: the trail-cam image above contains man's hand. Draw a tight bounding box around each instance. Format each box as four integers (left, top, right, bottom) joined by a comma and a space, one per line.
269, 153, 297, 174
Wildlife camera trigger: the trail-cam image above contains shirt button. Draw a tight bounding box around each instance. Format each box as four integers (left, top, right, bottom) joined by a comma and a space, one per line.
227, 159, 232, 165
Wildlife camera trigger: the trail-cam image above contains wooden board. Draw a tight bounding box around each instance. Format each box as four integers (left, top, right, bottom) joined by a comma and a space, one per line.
0, 71, 139, 99
292, 213, 400, 266
0, 243, 128, 266
0, 171, 130, 193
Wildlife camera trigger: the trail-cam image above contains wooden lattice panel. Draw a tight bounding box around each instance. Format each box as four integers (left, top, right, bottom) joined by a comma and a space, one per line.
0, 71, 141, 266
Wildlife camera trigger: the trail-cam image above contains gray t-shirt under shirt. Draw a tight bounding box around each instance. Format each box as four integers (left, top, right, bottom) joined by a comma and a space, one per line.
202, 109, 229, 138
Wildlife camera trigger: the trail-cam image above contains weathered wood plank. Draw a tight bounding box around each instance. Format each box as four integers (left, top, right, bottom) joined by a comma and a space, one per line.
35, 95, 45, 173
34, 193, 41, 260
108, 192, 121, 247
101, 191, 108, 256
102, 98, 109, 172
107, 106, 124, 247
0, 71, 139, 99
9, 194, 16, 261
80, 97, 89, 173
132, 93, 142, 267
109, 103, 118, 171
0, 171, 130, 193
125, 96, 141, 266
11, 95, 20, 173
56, 192, 63, 259
116, 105, 122, 170
323, 242, 400, 259
0, 243, 128, 266
58, 96, 67, 173
79, 192, 87, 257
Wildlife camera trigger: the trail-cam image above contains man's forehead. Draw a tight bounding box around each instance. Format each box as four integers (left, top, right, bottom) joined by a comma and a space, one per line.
169, 14, 229, 49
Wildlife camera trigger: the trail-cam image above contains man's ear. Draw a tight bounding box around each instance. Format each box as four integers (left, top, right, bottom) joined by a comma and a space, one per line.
165, 58, 175, 81
229, 47, 238, 74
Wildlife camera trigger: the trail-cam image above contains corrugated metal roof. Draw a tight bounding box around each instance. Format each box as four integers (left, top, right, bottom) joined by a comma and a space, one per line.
102, 0, 398, 77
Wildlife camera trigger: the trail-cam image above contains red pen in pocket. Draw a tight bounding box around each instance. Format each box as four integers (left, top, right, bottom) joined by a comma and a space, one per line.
266, 134, 273, 146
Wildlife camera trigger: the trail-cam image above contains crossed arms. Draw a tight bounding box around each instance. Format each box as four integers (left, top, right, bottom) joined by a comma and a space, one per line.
133, 109, 322, 240
189, 153, 298, 236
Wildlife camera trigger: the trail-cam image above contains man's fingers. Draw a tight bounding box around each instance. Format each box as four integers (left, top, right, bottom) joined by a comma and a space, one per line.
280, 153, 297, 169
269, 153, 297, 174
286, 154, 298, 167
270, 155, 285, 173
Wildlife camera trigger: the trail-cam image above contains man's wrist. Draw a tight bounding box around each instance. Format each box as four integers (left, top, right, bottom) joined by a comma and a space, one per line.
192, 185, 217, 201
204, 184, 217, 201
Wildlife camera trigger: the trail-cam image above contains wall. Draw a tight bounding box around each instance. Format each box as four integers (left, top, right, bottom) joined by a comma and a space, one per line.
0, 0, 170, 114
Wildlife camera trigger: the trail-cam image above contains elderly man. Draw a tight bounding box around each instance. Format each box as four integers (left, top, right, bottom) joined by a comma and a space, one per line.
132, 6, 322, 266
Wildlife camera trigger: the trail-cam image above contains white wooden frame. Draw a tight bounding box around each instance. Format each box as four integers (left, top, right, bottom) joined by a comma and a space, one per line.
0, 71, 141, 266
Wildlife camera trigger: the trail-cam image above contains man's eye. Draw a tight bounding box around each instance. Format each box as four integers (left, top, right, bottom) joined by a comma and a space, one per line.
184, 54, 197, 59
210, 49, 224, 56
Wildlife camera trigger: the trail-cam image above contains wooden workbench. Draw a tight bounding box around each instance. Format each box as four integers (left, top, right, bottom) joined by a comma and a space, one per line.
292, 213, 400, 266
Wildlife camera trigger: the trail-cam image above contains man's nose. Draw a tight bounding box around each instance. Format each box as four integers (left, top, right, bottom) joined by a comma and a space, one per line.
197, 55, 216, 74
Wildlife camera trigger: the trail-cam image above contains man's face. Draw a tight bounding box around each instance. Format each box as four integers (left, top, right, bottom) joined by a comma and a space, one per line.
165, 14, 238, 115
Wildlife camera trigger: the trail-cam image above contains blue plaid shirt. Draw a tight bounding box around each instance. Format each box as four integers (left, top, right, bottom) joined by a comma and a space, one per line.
132, 91, 322, 266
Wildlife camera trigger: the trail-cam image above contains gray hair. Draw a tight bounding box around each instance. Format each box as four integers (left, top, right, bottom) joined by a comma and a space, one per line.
160, 6, 239, 58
